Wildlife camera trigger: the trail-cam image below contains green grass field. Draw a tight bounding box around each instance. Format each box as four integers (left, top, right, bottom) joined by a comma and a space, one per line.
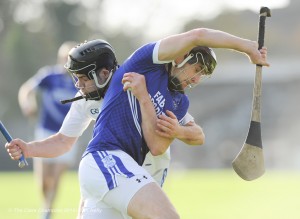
1, 169, 300, 219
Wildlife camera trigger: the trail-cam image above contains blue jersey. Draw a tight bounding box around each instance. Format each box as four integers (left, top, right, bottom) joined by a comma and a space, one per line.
31, 65, 77, 132
84, 42, 189, 165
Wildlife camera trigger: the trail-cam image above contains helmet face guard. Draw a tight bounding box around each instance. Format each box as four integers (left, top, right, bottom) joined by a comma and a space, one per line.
69, 71, 106, 101
190, 46, 217, 75
169, 46, 217, 91
64, 39, 118, 101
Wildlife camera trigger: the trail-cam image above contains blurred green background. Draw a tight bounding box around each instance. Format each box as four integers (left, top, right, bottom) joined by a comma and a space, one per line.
1, 0, 300, 218
2, 170, 300, 219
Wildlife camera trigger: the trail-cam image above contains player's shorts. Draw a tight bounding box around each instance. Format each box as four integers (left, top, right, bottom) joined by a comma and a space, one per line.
34, 128, 78, 166
79, 150, 155, 217
142, 147, 171, 187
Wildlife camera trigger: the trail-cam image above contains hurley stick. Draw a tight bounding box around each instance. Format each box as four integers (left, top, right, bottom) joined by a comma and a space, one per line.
232, 7, 271, 181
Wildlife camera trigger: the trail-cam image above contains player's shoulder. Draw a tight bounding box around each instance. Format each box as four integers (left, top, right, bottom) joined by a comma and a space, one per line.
73, 93, 102, 111
85, 99, 102, 120
137, 42, 157, 53
127, 42, 157, 61
171, 92, 189, 120
172, 92, 189, 106
71, 92, 87, 108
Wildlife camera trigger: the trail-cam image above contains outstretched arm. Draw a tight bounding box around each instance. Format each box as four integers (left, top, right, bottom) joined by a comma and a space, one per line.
158, 28, 269, 67
5, 133, 77, 160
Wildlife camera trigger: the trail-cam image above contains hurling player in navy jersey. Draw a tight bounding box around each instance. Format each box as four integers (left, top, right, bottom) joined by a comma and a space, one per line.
78, 28, 269, 219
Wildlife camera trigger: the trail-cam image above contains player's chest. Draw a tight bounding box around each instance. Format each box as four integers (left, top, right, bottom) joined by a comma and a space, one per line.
147, 81, 182, 116
86, 101, 102, 120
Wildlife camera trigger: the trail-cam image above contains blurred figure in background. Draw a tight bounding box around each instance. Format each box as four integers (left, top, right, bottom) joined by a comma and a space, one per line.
18, 41, 78, 219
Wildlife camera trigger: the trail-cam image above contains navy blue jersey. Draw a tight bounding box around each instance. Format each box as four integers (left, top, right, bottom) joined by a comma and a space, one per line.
84, 42, 189, 165
31, 65, 77, 132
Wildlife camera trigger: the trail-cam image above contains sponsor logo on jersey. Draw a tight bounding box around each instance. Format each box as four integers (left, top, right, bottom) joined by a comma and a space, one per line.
90, 108, 100, 115
149, 91, 165, 116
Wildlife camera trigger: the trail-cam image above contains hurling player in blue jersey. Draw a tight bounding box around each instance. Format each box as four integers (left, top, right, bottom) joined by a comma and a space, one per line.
79, 28, 269, 219
18, 41, 78, 219
6, 39, 205, 219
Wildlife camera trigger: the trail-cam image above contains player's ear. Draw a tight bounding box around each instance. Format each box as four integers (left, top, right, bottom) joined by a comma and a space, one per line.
101, 68, 110, 79
172, 54, 189, 68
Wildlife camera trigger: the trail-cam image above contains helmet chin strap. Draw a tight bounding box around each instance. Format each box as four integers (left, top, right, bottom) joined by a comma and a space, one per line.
91, 70, 113, 89
168, 76, 184, 94
172, 53, 194, 68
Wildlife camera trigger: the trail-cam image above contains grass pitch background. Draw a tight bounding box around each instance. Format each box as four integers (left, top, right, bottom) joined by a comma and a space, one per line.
1, 170, 300, 219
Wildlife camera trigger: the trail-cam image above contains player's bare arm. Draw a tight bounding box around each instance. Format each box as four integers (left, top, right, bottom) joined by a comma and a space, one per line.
156, 110, 205, 145
122, 72, 173, 155
158, 28, 269, 67
5, 133, 77, 160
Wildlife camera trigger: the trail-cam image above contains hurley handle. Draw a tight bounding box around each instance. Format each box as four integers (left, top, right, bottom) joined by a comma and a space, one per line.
257, 7, 271, 60
251, 7, 271, 123
0, 121, 28, 168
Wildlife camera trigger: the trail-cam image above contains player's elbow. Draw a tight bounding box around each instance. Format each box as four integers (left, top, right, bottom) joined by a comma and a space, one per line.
56, 133, 77, 152
186, 28, 210, 46
197, 132, 205, 145
148, 139, 172, 156
149, 147, 165, 156
65, 142, 73, 152
148, 143, 169, 156
186, 132, 205, 146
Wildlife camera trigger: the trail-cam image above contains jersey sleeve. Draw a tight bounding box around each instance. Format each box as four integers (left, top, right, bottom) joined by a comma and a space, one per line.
181, 112, 195, 125
59, 93, 92, 137
152, 40, 173, 64
173, 94, 190, 125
